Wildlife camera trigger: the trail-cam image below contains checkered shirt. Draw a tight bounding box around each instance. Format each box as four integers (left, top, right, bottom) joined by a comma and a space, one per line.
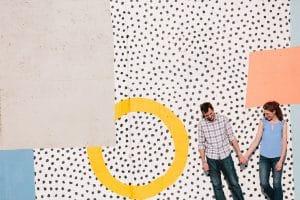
198, 114, 235, 160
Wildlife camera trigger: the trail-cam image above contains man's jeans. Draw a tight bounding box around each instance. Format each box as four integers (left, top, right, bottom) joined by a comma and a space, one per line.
207, 154, 244, 200
259, 155, 283, 200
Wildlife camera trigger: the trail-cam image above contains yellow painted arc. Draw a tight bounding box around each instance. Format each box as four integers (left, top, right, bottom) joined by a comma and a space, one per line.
87, 98, 189, 199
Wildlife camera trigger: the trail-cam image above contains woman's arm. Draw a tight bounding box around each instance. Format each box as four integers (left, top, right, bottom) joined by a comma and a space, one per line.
244, 121, 263, 161
275, 121, 288, 171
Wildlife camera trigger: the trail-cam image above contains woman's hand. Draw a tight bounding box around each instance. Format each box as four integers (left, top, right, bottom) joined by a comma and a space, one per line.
275, 161, 283, 171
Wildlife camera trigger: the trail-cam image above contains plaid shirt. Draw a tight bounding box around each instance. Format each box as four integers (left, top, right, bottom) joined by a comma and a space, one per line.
198, 113, 235, 160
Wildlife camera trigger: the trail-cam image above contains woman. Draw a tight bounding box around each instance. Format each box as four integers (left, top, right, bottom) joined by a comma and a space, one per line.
244, 101, 287, 200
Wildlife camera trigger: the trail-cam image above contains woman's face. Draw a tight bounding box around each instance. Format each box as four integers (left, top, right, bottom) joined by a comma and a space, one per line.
263, 109, 276, 121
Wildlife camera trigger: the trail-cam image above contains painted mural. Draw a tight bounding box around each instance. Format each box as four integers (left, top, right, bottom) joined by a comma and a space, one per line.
1, 0, 298, 200
34, 0, 295, 199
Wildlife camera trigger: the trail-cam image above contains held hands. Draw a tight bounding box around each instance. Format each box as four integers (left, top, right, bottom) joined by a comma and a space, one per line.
238, 153, 248, 165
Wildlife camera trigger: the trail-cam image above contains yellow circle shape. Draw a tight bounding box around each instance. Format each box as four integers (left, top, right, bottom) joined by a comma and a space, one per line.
87, 98, 189, 199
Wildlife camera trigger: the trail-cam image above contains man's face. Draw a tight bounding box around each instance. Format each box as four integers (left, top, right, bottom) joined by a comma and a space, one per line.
203, 108, 215, 121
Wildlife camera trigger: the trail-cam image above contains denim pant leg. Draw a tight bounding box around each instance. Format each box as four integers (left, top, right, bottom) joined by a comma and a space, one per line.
221, 155, 244, 200
271, 157, 283, 200
207, 157, 226, 200
259, 155, 274, 199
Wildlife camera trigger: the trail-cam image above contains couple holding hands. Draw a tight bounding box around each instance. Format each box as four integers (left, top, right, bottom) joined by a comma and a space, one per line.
198, 101, 287, 200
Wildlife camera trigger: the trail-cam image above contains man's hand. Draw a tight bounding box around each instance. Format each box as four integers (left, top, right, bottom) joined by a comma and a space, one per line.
202, 161, 209, 172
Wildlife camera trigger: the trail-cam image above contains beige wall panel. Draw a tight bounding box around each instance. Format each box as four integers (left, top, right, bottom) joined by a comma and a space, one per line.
0, 0, 115, 149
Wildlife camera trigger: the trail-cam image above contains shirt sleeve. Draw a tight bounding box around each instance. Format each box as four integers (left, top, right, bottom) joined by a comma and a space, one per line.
225, 117, 235, 141
198, 123, 205, 150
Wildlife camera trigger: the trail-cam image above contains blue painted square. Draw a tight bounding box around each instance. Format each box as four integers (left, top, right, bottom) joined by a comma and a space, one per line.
0, 150, 35, 200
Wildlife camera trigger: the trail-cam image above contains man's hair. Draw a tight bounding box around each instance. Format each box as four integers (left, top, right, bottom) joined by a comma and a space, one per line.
200, 102, 214, 113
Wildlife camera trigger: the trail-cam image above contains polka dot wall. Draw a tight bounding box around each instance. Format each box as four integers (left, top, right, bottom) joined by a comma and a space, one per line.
34, 0, 294, 199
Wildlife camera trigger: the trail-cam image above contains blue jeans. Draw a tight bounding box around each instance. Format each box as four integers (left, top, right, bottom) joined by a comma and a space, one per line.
259, 155, 283, 200
207, 154, 244, 200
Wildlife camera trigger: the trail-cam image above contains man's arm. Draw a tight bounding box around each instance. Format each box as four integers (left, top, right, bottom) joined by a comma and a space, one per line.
199, 149, 209, 172
225, 117, 246, 164
198, 123, 209, 172
232, 137, 246, 164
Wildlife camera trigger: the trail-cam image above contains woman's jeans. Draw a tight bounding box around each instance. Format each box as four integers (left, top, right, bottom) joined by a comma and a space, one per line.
259, 155, 283, 200
207, 154, 244, 200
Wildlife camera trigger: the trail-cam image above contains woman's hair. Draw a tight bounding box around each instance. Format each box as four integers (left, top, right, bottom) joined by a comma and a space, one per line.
263, 101, 283, 121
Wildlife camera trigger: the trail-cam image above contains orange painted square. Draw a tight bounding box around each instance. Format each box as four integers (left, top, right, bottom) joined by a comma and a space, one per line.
246, 46, 300, 108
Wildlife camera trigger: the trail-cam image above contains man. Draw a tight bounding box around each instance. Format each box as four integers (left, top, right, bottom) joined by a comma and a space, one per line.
198, 102, 245, 200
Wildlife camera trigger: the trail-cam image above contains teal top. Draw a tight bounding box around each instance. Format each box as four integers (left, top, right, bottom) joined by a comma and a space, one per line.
260, 118, 284, 158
